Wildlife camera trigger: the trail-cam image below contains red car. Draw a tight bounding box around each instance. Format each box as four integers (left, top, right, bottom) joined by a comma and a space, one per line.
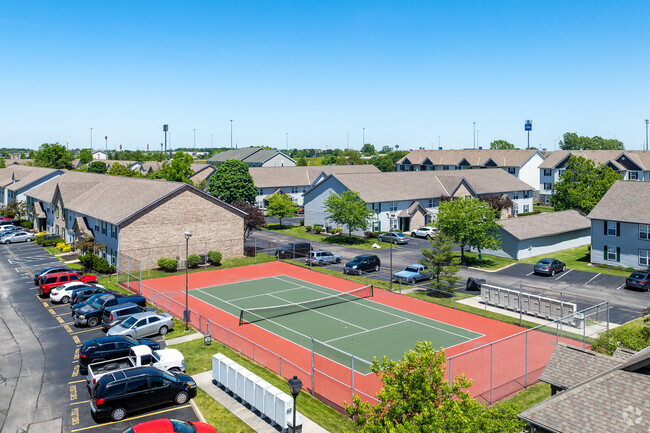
39, 271, 97, 296
122, 419, 217, 433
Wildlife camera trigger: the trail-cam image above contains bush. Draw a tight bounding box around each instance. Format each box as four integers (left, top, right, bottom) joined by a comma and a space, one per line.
591, 318, 650, 355
313, 224, 323, 233
20, 220, 32, 228
56, 242, 67, 251
41, 237, 63, 246
335, 227, 343, 234
207, 251, 222, 265
364, 231, 379, 239
187, 254, 202, 268
157, 258, 178, 272
517, 210, 542, 217
79, 253, 116, 274
305, 225, 312, 232
299, 220, 304, 226
61, 245, 72, 252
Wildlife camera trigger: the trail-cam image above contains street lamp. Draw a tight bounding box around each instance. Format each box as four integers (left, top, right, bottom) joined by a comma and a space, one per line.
163, 124, 169, 161
184, 231, 192, 332
230, 120, 233, 149
287, 376, 302, 433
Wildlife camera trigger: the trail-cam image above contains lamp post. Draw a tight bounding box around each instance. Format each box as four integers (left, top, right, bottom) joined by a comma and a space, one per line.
230, 120, 233, 149
473, 122, 476, 149
90, 128, 93, 150
193, 129, 196, 149
287, 376, 302, 433
163, 124, 169, 161
184, 231, 192, 332
389, 213, 395, 291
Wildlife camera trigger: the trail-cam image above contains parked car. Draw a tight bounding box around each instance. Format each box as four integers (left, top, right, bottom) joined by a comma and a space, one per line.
122, 419, 217, 433
276, 242, 312, 259
306, 250, 342, 266
71, 286, 115, 306
378, 232, 409, 245
90, 366, 197, 421
50, 282, 104, 304
0, 225, 20, 234
0, 231, 34, 244
39, 271, 97, 296
393, 264, 432, 284
34, 266, 77, 285
533, 258, 566, 276
87, 345, 185, 390
344, 254, 381, 275
79, 335, 160, 374
102, 303, 152, 331
74, 294, 146, 327
107, 311, 175, 339
410, 226, 437, 239
625, 271, 650, 291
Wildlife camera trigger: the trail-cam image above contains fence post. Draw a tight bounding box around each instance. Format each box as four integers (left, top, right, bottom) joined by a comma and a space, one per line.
606, 301, 610, 335
127, 256, 130, 289
254, 237, 257, 264
230, 240, 233, 268
148, 248, 151, 279
351, 356, 355, 401
199, 314, 202, 334
560, 299, 564, 338
583, 311, 587, 348
490, 344, 493, 404
177, 245, 180, 275
519, 283, 523, 327
525, 331, 528, 388
311, 337, 315, 396
139, 261, 142, 295
556, 319, 559, 344
228, 330, 231, 348
204, 242, 207, 271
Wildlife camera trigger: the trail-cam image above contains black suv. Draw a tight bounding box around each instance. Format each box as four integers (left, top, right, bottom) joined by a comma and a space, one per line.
344, 254, 381, 275
70, 286, 115, 305
276, 242, 312, 259
80, 336, 160, 374
91, 366, 197, 421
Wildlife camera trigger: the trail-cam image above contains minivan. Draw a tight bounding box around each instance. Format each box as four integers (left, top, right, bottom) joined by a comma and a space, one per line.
102, 303, 151, 331
74, 294, 146, 327
91, 366, 197, 421
276, 242, 312, 259
344, 255, 381, 275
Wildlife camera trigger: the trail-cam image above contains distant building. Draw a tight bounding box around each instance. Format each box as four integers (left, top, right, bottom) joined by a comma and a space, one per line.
207, 147, 295, 168
92, 150, 108, 160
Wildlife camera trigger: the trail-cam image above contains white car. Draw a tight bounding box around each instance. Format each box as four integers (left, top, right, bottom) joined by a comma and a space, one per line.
50, 282, 104, 304
410, 226, 437, 239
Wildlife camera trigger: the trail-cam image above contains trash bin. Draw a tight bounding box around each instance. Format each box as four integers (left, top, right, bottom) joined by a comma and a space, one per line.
199, 254, 207, 264
573, 312, 585, 329
466, 277, 486, 291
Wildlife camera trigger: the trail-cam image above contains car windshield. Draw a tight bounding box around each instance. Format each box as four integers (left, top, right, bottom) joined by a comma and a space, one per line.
125, 336, 137, 344
404, 266, 420, 273
630, 272, 647, 279
90, 297, 106, 309
538, 259, 553, 264
121, 317, 137, 328
169, 419, 197, 433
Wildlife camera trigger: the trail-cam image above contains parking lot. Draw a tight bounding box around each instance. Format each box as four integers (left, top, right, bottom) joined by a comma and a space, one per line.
0, 242, 198, 433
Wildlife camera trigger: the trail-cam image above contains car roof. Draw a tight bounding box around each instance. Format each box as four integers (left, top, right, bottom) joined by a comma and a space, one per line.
44, 271, 78, 278
353, 254, 377, 259
128, 311, 160, 320
538, 258, 554, 262
85, 335, 134, 345
629, 272, 649, 277
105, 302, 139, 312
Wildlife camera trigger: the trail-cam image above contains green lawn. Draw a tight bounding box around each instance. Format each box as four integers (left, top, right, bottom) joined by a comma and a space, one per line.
194, 388, 255, 433
173, 339, 356, 433
520, 245, 631, 277
455, 251, 517, 270
265, 224, 379, 249
504, 382, 551, 412
533, 204, 555, 213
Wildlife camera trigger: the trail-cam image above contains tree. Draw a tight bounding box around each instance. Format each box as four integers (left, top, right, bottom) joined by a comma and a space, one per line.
233, 201, 266, 239
435, 197, 501, 263
322, 155, 337, 165
550, 155, 622, 213
33, 143, 74, 169
88, 161, 107, 174
323, 190, 374, 238
361, 143, 376, 156
559, 132, 624, 150
489, 140, 516, 150
368, 155, 395, 172
296, 157, 308, 166
419, 233, 461, 295
346, 341, 525, 433
149, 151, 194, 183
380, 145, 393, 153
265, 193, 298, 227
79, 149, 93, 165
0, 158, 5, 169
207, 159, 257, 204
107, 162, 132, 177
336, 149, 365, 165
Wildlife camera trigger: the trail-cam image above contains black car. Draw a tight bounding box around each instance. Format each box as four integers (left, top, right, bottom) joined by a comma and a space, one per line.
344, 254, 381, 275
33, 266, 75, 285
533, 258, 566, 276
276, 242, 312, 259
625, 271, 650, 291
91, 366, 197, 421
70, 286, 115, 306
79, 336, 160, 373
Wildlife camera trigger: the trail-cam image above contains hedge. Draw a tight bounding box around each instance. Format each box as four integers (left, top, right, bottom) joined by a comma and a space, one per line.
207, 251, 222, 266
79, 253, 116, 274
157, 258, 178, 272
187, 254, 202, 268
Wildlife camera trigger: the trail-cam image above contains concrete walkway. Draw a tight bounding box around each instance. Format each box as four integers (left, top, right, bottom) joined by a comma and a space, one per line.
193, 371, 330, 433
165, 331, 204, 346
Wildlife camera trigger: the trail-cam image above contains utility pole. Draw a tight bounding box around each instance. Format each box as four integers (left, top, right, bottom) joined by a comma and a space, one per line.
90, 128, 93, 150
230, 120, 233, 149
473, 122, 476, 149
645, 119, 649, 151
163, 124, 168, 161
362, 128, 365, 148
193, 129, 196, 148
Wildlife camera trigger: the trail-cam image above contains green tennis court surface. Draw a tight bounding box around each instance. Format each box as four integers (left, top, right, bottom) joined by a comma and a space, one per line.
191, 275, 482, 373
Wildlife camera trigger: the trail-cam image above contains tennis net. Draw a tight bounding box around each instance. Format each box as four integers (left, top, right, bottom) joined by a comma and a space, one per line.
238, 284, 373, 325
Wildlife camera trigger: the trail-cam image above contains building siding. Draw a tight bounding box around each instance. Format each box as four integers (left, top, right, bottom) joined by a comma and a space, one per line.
481, 228, 591, 260
262, 154, 296, 167
590, 219, 650, 270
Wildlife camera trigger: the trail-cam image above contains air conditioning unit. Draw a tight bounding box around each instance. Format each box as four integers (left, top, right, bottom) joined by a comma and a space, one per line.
212, 353, 227, 384
253, 378, 273, 413
242, 370, 257, 406
265, 387, 284, 425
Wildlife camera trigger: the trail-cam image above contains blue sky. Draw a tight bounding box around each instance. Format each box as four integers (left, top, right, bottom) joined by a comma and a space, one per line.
1, 1, 649, 151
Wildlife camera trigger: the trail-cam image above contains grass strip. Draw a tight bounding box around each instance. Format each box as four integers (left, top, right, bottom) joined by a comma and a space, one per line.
504, 382, 551, 412
193, 388, 255, 433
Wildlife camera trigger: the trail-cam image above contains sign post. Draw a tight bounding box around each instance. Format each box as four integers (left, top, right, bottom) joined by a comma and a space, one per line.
525, 120, 532, 149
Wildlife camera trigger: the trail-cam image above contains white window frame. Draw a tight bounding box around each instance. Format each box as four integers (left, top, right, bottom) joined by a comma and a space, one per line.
544, 182, 552, 191
389, 201, 397, 212
290, 186, 298, 194
607, 246, 617, 261
640, 249, 650, 266
629, 171, 639, 180
640, 224, 649, 240
607, 221, 617, 236
428, 198, 435, 208
390, 218, 398, 230
507, 167, 516, 175
257, 188, 263, 196
543, 169, 552, 176
523, 204, 530, 213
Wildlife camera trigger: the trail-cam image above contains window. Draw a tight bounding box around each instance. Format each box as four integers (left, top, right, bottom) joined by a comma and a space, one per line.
257, 188, 263, 196
442, 166, 449, 170
372, 220, 381, 232
513, 205, 519, 215
389, 201, 397, 212
605, 245, 619, 261
111, 224, 117, 239
512, 193, 519, 200
606, 221, 618, 236
558, 169, 565, 178
640, 250, 650, 266
390, 218, 398, 230
507, 167, 516, 175
256, 201, 264, 209
302, 187, 307, 193
428, 198, 435, 208
55, 226, 59, 235
148, 316, 161, 324
629, 171, 639, 180
291, 186, 298, 194
543, 169, 552, 176
101, 221, 107, 236
94, 220, 99, 233
55, 206, 59, 218
640, 225, 650, 240
523, 205, 530, 213
371, 203, 381, 214
126, 377, 148, 393
543, 182, 552, 191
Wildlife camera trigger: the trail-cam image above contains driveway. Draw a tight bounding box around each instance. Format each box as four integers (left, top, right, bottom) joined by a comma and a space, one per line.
0, 242, 198, 433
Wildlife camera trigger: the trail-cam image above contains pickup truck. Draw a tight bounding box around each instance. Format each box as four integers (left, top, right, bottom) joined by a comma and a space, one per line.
73, 294, 146, 327
86, 345, 185, 390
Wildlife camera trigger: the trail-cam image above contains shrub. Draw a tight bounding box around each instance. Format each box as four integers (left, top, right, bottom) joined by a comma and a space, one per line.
79, 253, 116, 274
56, 242, 67, 251
591, 318, 650, 355
335, 227, 343, 234
41, 237, 63, 246
313, 224, 323, 233
364, 231, 379, 239
517, 210, 542, 217
187, 254, 202, 268
299, 220, 304, 226
207, 251, 222, 265
157, 258, 178, 271
305, 225, 312, 232
61, 245, 72, 252
20, 220, 32, 228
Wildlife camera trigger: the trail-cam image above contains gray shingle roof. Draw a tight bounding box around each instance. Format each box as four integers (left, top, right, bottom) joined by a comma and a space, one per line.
587, 180, 650, 224
538, 344, 621, 389
538, 150, 650, 170
396, 149, 541, 167
0, 166, 61, 191
249, 165, 380, 188
206, 147, 295, 165
499, 210, 590, 241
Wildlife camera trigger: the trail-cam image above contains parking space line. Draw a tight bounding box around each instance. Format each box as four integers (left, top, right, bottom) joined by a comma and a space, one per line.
74, 348, 79, 360
526, 271, 534, 276
70, 328, 99, 336
64, 325, 73, 334
48, 308, 56, 315
584, 273, 601, 285
69, 404, 192, 432
554, 269, 573, 280
616, 284, 625, 290
70, 400, 90, 406
70, 384, 78, 401
69, 379, 86, 384
55, 311, 73, 317
59, 321, 75, 326
73, 335, 81, 344
71, 407, 80, 426
56, 317, 65, 324
72, 365, 79, 377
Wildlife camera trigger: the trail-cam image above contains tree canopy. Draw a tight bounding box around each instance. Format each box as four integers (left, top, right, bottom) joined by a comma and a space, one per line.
149, 151, 195, 183
296, 157, 308, 166
419, 233, 461, 295
265, 193, 298, 227
550, 155, 622, 213
323, 190, 374, 238
107, 162, 140, 177
435, 197, 501, 262
369, 150, 409, 172
88, 161, 107, 174
79, 148, 93, 164
336, 150, 365, 165
0, 159, 5, 169
207, 159, 257, 204
559, 132, 624, 150
233, 201, 266, 239
345, 341, 524, 433
489, 140, 516, 150
33, 143, 75, 169
361, 143, 376, 156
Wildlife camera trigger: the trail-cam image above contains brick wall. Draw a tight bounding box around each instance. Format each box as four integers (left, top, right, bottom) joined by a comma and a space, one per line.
118, 189, 244, 270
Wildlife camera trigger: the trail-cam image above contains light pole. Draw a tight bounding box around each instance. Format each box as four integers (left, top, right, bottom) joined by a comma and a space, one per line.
346, 132, 349, 149
230, 120, 233, 149
645, 119, 649, 151
105, 136, 108, 153
473, 122, 476, 149
362, 128, 365, 148
184, 231, 192, 332
90, 128, 93, 150
388, 213, 395, 291
286, 132, 289, 151
287, 376, 302, 433
163, 124, 169, 161
193, 129, 196, 149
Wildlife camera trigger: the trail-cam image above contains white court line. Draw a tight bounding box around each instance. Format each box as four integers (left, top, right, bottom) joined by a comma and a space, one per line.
325, 320, 409, 344
526, 271, 534, 276
8, 259, 12, 264
584, 273, 601, 285
554, 269, 573, 280
228, 286, 304, 303
616, 284, 625, 290
272, 275, 479, 341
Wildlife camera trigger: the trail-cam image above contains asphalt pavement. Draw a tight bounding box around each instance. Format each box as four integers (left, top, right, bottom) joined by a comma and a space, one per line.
0, 242, 198, 433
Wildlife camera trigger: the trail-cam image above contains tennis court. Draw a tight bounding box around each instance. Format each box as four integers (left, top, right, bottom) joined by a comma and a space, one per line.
190, 274, 482, 373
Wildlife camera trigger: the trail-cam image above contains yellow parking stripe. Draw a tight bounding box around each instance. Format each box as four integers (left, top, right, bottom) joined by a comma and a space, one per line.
70, 328, 100, 335
68, 379, 86, 384
70, 400, 90, 406
70, 404, 191, 432
73, 335, 81, 344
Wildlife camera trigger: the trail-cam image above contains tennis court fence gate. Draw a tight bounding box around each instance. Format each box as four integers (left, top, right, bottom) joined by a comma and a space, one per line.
114, 252, 612, 410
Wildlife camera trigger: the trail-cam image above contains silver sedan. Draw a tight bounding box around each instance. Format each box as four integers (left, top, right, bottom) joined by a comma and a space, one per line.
0, 231, 35, 244
107, 311, 174, 338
